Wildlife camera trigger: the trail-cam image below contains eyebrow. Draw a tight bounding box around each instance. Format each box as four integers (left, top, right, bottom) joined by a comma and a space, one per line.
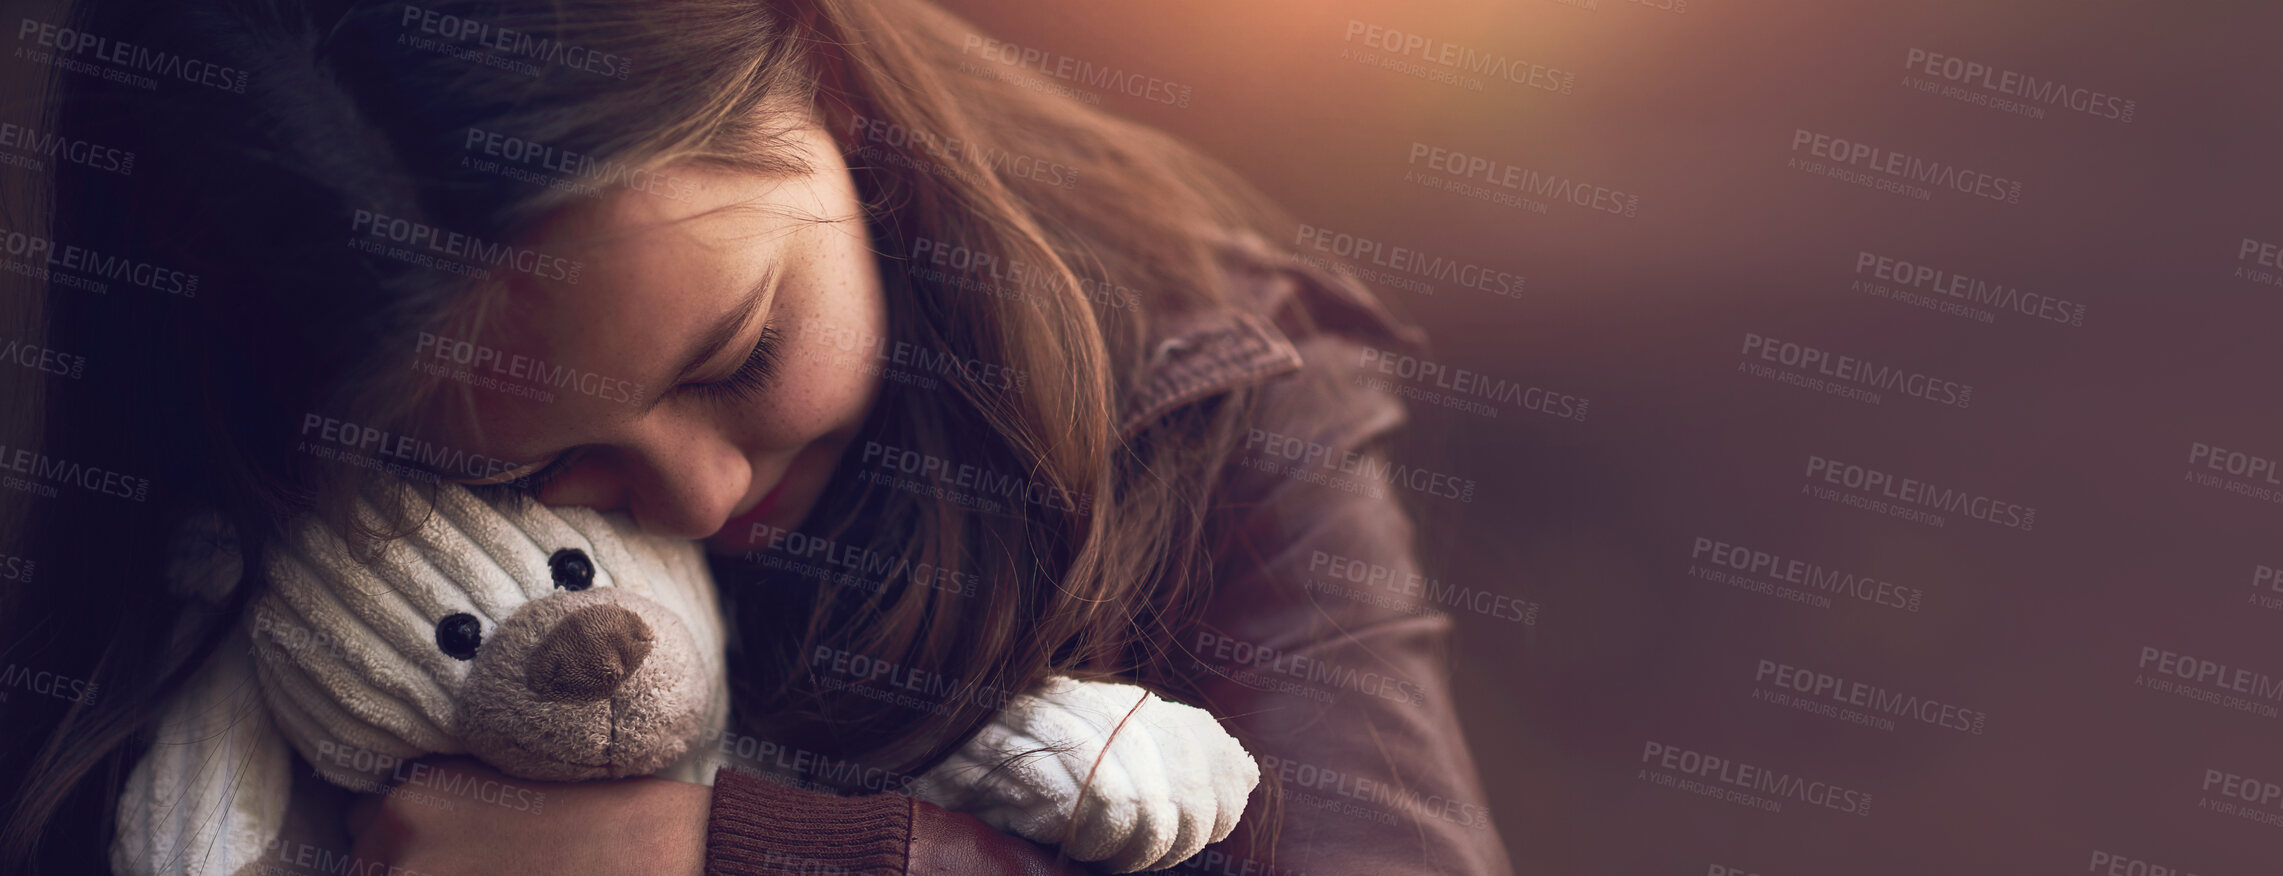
647, 261, 782, 414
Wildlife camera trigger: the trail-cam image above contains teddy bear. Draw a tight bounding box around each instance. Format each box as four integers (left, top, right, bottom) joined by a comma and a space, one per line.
114, 478, 1258, 876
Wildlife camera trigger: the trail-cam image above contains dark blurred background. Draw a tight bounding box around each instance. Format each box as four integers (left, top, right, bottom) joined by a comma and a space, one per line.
937, 0, 2283, 872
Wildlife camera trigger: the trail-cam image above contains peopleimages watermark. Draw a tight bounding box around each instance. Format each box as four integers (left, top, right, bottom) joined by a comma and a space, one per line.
958, 34, 1192, 108
2184, 441, 2283, 505
1901, 48, 2136, 123
1638, 740, 1873, 816
846, 113, 1077, 190
1193, 630, 1428, 708
1296, 223, 1522, 299
1240, 426, 1478, 503
0, 121, 133, 176
413, 331, 644, 406
1687, 536, 1925, 614
397, 4, 634, 80
2232, 237, 2283, 289
0, 662, 98, 705
349, 209, 583, 284
804, 318, 1029, 394
2084, 850, 2200, 876
857, 441, 1091, 513
1850, 250, 2085, 328
1751, 658, 1987, 735
298, 413, 531, 483
1341, 20, 1574, 95
696, 729, 923, 797
0, 552, 33, 584
1787, 128, 2023, 204
2189, 442, 2280, 484
14, 18, 249, 93
460, 126, 690, 201
248, 606, 355, 667
1174, 851, 1309, 876
806, 646, 1021, 717
2252, 564, 2283, 613
0, 444, 150, 502
310, 740, 546, 813
1404, 141, 1639, 217
1, 337, 86, 380
1802, 454, 2036, 532
1358, 346, 1588, 422
2135, 646, 2283, 720
0, 224, 199, 296
1257, 752, 1494, 831
258, 840, 435, 876
1739, 331, 1973, 409
2201, 768, 2283, 829
745, 524, 979, 600
1306, 549, 1539, 624
906, 236, 1139, 312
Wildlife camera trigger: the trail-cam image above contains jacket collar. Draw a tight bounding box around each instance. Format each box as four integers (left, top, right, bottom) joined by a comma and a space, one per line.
1117, 303, 1302, 438
1112, 231, 1427, 439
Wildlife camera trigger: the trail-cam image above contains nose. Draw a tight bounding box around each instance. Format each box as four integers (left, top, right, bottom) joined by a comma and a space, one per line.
524, 604, 655, 702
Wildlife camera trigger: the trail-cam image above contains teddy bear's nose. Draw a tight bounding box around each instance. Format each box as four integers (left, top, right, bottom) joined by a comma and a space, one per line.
524, 603, 655, 702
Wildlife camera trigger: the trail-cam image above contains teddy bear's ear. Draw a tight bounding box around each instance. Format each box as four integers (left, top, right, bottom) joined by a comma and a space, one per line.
165, 509, 244, 604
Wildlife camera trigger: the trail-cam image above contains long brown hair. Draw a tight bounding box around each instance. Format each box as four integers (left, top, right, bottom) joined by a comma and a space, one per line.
0, 0, 1306, 869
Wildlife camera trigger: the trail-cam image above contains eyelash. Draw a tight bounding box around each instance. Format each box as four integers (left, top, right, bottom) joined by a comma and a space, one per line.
466, 451, 579, 503
684, 323, 786, 406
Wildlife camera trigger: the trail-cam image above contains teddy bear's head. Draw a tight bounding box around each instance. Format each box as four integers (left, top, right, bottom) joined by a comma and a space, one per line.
243, 480, 726, 789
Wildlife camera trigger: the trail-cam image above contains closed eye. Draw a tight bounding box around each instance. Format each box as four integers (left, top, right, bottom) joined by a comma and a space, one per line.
465, 450, 581, 503
682, 322, 785, 405
457, 321, 782, 502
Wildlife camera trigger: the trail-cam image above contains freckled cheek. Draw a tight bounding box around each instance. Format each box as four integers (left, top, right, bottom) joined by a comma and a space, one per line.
753, 333, 880, 444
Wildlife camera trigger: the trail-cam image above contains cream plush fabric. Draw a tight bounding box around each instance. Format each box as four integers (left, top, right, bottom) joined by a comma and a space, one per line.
115, 479, 729, 876
912, 676, 1263, 872
114, 481, 1258, 876
248, 479, 727, 791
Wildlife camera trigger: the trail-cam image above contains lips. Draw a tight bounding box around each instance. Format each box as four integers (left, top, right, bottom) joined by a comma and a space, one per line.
719, 476, 788, 543
750, 476, 788, 518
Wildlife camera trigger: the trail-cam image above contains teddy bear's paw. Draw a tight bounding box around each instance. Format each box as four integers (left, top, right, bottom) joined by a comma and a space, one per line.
921, 676, 1260, 873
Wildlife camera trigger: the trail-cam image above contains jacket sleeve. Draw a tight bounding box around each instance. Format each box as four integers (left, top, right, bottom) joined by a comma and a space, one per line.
704, 766, 1099, 875
1169, 285, 1515, 875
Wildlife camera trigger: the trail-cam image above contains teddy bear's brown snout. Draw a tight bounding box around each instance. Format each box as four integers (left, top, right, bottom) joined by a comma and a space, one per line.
458, 587, 707, 781
525, 604, 654, 702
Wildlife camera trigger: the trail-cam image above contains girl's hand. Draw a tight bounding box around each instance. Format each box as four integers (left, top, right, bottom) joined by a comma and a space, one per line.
344, 756, 711, 876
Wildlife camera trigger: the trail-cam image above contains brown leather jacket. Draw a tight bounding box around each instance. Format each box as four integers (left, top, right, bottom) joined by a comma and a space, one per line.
704, 235, 1514, 876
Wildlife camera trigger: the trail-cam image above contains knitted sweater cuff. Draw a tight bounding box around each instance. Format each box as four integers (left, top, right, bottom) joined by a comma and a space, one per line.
706, 766, 911, 875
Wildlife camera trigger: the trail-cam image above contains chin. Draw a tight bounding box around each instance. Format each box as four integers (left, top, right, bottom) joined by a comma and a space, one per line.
702, 531, 750, 556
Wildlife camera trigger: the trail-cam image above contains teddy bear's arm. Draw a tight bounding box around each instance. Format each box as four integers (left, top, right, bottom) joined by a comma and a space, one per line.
111, 626, 293, 876
911, 676, 1260, 873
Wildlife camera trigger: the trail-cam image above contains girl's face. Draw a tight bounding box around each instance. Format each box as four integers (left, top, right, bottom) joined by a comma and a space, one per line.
425, 123, 885, 556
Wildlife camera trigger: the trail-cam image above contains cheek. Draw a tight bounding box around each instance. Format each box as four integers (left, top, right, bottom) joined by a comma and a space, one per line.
760, 261, 886, 445
762, 328, 879, 442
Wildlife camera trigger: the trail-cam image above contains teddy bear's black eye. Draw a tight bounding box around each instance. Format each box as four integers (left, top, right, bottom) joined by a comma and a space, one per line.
435, 613, 482, 660
550, 548, 594, 591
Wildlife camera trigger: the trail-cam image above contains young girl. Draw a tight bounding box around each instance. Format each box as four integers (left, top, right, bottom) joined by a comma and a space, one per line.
0, 0, 1511, 873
